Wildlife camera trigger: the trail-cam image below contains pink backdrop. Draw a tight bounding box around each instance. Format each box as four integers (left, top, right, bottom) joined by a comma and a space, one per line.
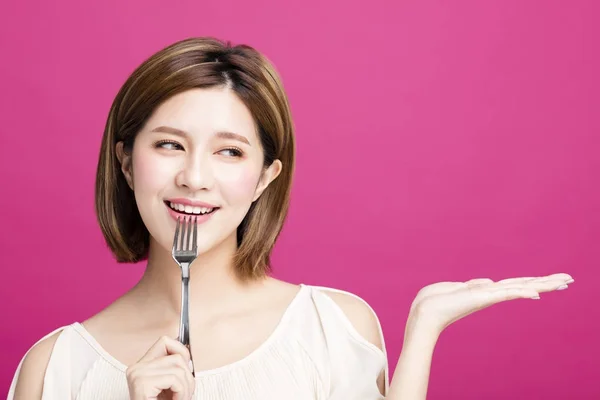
1, 0, 598, 398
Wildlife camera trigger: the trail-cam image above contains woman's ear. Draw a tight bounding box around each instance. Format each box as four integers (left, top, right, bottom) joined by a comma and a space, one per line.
115, 141, 134, 190
252, 159, 282, 202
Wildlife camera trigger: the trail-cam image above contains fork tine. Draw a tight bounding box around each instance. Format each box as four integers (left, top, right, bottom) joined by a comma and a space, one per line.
182, 216, 189, 251
173, 217, 181, 251
186, 216, 193, 251
192, 216, 198, 252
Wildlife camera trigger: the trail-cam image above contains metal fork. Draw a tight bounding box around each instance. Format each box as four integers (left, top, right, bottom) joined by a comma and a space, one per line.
171, 216, 198, 376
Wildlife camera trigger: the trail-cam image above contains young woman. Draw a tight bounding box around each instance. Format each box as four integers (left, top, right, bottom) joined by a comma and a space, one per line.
9, 37, 573, 400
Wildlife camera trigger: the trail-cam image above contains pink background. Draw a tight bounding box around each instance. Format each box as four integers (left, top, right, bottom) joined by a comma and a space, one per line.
1, 0, 598, 398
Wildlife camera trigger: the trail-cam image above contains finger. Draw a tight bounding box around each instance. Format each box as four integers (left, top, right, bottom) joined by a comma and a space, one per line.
542, 273, 573, 281
499, 279, 571, 294
143, 372, 189, 399
138, 369, 194, 400
497, 277, 538, 284
139, 336, 192, 363
498, 273, 573, 284
142, 354, 194, 376
485, 287, 541, 302
534, 273, 574, 284
465, 278, 494, 286
157, 367, 191, 399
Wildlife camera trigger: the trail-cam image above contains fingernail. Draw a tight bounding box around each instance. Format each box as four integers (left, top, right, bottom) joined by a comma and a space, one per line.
189, 360, 194, 372
566, 279, 574, 284
557, 284, 568, 290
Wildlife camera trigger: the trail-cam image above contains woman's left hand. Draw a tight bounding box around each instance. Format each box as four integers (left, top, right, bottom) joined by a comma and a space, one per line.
407, 273, 574, 336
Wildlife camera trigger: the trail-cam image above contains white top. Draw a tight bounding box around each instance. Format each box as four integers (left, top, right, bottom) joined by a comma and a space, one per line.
8, 285, 389, 399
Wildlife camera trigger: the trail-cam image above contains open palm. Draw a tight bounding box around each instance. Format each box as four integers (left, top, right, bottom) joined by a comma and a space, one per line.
409, 273, 574, 334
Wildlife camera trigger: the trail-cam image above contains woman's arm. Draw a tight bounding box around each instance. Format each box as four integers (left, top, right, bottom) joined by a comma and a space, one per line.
324, 288, 441, 399
386, 273, 572, 399
386, 314, 440, 400
322, 273, 571, 399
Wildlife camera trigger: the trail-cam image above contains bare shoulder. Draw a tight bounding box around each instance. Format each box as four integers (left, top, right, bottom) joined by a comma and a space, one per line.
11, 330, 62, 399
317, 287, 385, 352
316, 287, 388, 395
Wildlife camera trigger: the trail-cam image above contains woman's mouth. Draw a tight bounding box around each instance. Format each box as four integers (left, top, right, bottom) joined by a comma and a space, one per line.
164, 201, 219, 222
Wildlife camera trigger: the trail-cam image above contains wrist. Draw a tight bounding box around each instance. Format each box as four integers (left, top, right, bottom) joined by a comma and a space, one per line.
404, 310, 443, 344
388, 312, 440, 400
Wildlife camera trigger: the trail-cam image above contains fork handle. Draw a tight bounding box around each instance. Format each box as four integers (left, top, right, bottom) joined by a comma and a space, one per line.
178, 263, 194, 376
178, 275, 190, 345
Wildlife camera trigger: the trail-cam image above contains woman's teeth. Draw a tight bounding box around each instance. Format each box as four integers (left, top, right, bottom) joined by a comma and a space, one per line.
169, 202, 214, 215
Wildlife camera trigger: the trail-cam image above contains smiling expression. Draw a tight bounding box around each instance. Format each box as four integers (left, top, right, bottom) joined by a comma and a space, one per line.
117, 87, 282, 256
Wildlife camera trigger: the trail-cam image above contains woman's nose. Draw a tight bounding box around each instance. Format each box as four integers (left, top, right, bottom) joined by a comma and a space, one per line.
175, 153, 214, 191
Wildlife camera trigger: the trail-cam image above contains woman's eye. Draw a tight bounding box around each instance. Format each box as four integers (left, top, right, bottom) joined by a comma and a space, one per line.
154, 140, 183, 150
219, 147, 243, 157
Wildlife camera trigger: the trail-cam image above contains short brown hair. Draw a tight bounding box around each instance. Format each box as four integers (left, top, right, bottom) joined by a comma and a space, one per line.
95, 37, 295, 280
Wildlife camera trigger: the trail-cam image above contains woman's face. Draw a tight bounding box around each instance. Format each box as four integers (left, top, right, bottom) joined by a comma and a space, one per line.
117, 87, 281, 256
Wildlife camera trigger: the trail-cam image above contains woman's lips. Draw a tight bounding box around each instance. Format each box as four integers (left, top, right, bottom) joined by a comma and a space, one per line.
165, 202, 218, 223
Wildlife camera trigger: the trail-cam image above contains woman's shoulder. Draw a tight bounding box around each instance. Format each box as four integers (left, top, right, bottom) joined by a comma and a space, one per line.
303, 284, 386, 355
8, 324, 75, 399
301, 284, 389, 396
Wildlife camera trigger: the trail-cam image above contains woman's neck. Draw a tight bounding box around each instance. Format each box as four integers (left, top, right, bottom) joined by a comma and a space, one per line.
131, 234, 266, 322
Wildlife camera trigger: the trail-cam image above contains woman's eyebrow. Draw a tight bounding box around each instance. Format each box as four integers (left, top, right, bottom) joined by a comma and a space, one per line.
214, 131, 251, 146
150, 125, 251, 146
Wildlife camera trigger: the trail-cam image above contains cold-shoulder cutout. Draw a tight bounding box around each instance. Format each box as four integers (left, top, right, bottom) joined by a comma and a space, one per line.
8, 326, 68, 399
316, 287, 386, 354
309, 285, 389, 397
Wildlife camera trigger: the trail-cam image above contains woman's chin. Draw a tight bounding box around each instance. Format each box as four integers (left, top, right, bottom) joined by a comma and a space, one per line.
147, 228, 236, 260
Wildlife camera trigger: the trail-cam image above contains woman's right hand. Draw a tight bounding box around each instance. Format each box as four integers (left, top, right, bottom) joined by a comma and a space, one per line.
126, 336, 196, 400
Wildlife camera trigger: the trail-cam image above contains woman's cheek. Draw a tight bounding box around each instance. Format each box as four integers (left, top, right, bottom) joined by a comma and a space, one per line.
217, 166, 262, 204
132, 153, 173, 193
